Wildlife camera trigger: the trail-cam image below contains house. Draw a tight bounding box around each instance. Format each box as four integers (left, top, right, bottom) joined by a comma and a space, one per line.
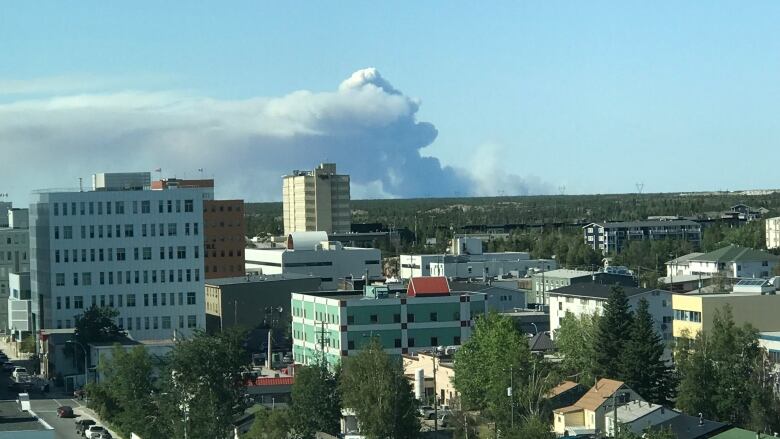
667, 245, 780, 279
531, 269, 637, 306
546, 381, 588, 412
528, 331, 554, 354
402, 349, 458, 407
583, 220, 702, 254
758, 331, 780, 364
604, 400, 678, 437
553, 378, 644, 436
549, 284, 673, 342
649, 412, 728, 439
448, 279, 529, 312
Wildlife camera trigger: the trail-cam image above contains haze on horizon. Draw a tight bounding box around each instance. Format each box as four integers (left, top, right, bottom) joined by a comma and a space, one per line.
2, 2, 780, 205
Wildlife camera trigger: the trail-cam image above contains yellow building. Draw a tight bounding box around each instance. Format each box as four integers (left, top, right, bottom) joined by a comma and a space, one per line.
402, 351, 459, 407
672, 289, 780, 339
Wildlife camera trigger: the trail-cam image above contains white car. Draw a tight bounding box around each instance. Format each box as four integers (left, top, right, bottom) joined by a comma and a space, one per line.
11, 367, 27, 380
84, 425, 107, 438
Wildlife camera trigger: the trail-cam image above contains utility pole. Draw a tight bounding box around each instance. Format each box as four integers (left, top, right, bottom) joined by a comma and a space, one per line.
317, 320, 330, 364
433, 350, 439, 437
509, 364, 514, 429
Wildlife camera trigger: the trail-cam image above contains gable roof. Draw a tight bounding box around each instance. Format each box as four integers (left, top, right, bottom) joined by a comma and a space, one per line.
574, 379, 626, 411
528, 332, 555, 352
692, 245, 779, 263
651, 413, 728, 439
547, 381, 581, 398
549, 283, 663, 300
407, 276, 450, 297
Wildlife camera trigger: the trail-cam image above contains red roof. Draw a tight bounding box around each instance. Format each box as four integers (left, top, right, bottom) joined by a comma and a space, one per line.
407, 276, 450, 297
246, 376, 295, 387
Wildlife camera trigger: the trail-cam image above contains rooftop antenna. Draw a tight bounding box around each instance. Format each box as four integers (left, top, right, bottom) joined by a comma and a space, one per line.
636, 182, 644, 194
558, 185, 566, 196
78, 178, 83, 192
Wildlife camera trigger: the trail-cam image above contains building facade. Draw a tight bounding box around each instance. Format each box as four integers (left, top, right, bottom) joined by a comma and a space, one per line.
549, 284, 673, 341
767, 217, 780, 250
245, 232, 381, 290
203, 199, 246, 279
0, 208, 30, 331
290, 279, 487, 368
672, 290, 780, 340
667, 245, 779, 279
30, 172, 210, 340
584, 220, 702, 254
204, 273, 321, 332
282, 163, 351, 235
532, 269, 638, 306
7, 272, 32, 339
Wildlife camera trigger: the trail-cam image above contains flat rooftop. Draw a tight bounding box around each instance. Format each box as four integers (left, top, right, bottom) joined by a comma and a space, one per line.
0, 400, 50, 432
206, 273, 314, 286
534, 269, 593, 279
293, 290, 483, 301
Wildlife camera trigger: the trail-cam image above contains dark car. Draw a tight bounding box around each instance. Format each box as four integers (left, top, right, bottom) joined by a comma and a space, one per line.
57, 405, 74, 418
75, 419, 96, 435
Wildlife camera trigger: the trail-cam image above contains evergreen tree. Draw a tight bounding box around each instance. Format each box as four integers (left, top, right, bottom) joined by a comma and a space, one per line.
289, 362, 341, 438
592, 286, 633, 380
340, 339, 420, 439
619, 298, 677, 405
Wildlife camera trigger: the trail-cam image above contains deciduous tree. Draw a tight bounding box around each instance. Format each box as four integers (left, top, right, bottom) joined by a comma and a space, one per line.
289, 363, 341, 438
340, 339, 420, 439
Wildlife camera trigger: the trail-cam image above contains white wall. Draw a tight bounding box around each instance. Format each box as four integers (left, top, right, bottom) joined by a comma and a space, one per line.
246, 247, 380, 290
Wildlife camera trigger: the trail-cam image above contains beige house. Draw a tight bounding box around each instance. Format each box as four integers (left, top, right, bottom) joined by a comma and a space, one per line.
402, 351, 459, 407
553, 379, 644, 437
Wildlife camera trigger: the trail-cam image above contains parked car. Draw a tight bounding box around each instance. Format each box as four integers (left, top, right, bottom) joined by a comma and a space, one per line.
2, 362, 14, 371
418, 405, 436, 419
57, 405, 74, 418
84, 425, 107, 438
11, 367, 27, 379
75, 419, 96, 435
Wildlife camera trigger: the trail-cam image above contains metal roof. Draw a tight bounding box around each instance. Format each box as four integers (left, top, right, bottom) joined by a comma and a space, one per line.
587, 220, 701, 228
691, 245, 779, 263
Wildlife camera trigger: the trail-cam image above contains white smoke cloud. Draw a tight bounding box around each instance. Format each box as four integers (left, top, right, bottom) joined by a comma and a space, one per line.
0, 68, 548, 203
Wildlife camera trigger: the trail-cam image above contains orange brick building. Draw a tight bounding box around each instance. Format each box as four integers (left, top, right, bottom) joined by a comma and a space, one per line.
204, 199, 245, 279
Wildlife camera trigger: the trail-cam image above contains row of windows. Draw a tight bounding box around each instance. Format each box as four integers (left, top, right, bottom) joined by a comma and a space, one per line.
55, 291, 197, 310
292, 308, 460, 324
53, 222, 199, 240
204, 265, 242, 274
56, 314, 197, 331
0, 251, 27, 262
55, 268, 201, 286
673, 309, 702, 322
53, 199, 195, 216
55, 246, 200, 264
205, 249, 242, 258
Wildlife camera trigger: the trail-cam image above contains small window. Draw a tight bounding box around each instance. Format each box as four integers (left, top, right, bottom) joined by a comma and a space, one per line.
394, 338, 402, 348
408, 338, 416, 347
370, 314, 378, 323
407, 313, 415, 323
393, 313, 401, 323
430, 312, 438, 322
431, 337, 438, 346
348, 341, 355, 350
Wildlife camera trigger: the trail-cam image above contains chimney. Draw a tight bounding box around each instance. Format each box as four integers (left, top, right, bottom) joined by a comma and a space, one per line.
698, 413, 704, 426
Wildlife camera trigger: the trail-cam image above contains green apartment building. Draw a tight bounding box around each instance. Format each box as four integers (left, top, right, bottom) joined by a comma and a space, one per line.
291, 277, 487, 367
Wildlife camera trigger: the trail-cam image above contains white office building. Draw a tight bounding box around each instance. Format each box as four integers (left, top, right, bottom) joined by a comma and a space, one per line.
8, 272, 32, 339
401, 236, 555, 280
245, 231, 381, 289
30, 172, 211, 340
0, 208, 30, 331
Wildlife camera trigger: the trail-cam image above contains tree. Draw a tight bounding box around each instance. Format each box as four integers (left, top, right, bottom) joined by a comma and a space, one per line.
245, 408, 291, 439
88, 345, 161, 438
675, 306, 772, 428
504, 415, 556, 439
619, 298, 677, 405
340, 339, 420, 439
160, 329, 248, 439
289, 363, 341, 438
592, 286, 633, 380
453, 313, 536, 429
74, 306, 124, 344
554, 312, 599, 385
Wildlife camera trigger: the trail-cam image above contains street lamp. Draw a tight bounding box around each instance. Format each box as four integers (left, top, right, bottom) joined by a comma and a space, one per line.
530, 322, 539, 335
66, 340, 88, 390
432, 346, 444, 437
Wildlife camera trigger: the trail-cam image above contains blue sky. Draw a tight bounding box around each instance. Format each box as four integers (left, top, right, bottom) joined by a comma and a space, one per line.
2, 2, 780, 202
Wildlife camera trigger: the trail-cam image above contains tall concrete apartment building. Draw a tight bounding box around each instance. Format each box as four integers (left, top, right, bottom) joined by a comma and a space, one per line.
282, 163, 351, 235
767, 217, 780, 250
30, 172, 211, 340
0, 208, 30, 331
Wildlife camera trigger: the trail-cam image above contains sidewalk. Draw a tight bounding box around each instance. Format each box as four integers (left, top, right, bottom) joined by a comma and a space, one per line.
73, 400, 124, 439
0, 337, 33, 361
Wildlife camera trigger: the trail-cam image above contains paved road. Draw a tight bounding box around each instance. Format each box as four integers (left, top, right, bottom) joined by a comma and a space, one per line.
0, 353, 106, 439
